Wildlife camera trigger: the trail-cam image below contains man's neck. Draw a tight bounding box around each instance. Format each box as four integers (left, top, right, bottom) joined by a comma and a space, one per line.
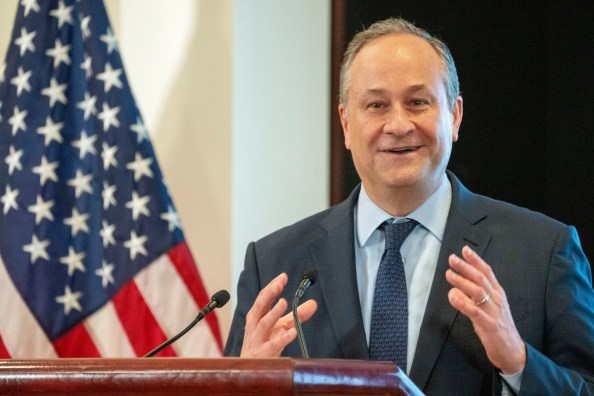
362, 174, 445, 217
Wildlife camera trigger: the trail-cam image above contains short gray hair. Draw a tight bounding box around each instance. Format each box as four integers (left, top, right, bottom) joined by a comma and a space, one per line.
339, 17, 460, 109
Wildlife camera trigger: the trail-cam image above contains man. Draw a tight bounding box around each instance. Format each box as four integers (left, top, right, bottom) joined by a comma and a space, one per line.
225, 18, 594, 394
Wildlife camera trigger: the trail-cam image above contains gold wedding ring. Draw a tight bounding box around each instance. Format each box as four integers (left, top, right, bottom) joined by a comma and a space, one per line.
475, 293, 490, 306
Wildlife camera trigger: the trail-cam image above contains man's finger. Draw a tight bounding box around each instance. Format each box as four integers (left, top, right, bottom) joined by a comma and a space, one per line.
278, 299, 318, 326
296, 299, 318, 323
448, 288, 489, 319
448, 252, 493, 296
461, 246, 500, 287
245, 273, 288, 333
255, 297, 289, 341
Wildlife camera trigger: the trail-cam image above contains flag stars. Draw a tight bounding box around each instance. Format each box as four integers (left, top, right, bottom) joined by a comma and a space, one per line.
161, 205, 181, 232
72, 130, 97, 159
96, 261, 115, 288
97, 102, 120, 131
81, 15, 91, 39
59, 247, 86, 276
101, 142, 118, 170
102, 181, 117, 210
41, 77, 68, 108
130, 117, 149, 143
37, 116, 64, 146
126, 152, 153, 181
32, 156, 59, 186
126, 191, 151, 221
63, 208, 90, 237
1, 185, 19, 215
80, 54, 92, 79
10, 66, 32, 96
100, 27, 118, 54
76, 92, 97, 120
46, 39, 71, 68
5, 146, 24, 175
55, 285, 83, 315
100, 220, 116, 247
9, 106, 27, 135
20, 0, 40, 17
124, 231, 148, 260
49, 0, 74, 29
67, 169, 93, 198
96, 63, 123, 92
27, 195, 55, 225
22, 234, 50, 264
14, 27, 36, 56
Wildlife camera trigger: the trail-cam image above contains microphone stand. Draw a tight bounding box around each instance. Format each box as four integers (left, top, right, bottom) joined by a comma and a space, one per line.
144, 290, 229, 357
293, 292, 310, 358
292, 270, 317, 358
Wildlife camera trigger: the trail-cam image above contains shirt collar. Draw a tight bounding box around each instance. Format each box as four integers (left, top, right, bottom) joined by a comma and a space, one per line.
356, 175, 452, 247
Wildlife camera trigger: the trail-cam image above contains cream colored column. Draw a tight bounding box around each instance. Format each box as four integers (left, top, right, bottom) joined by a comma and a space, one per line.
231, 0, 331, 313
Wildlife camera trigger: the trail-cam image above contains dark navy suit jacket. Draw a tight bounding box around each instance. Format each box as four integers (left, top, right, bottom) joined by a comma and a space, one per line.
225, 172, 594, 395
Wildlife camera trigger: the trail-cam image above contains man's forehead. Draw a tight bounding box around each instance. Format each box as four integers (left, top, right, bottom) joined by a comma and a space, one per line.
349, 34, 444, 89
351, 36, 441, 78
359, 33, 437, 57
358, 85, 434, 97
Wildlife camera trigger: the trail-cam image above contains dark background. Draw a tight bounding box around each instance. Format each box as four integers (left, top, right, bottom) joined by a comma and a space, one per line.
330, 1, 594, 266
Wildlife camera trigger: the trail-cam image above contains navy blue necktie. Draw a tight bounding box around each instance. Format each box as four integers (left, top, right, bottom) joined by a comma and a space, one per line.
369, 219, 418, 371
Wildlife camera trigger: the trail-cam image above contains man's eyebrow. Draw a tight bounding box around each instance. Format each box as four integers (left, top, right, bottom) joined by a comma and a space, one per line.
361, 88, 388, 96
406, 84, 431, 93
361, 85, 433, 96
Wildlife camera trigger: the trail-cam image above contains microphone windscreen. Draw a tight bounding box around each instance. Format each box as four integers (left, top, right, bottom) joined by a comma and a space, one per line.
303, 268, 318, 285
212, 289, 231, 308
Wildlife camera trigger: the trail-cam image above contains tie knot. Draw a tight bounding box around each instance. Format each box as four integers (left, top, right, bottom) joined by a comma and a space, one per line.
383, 219, 418, 251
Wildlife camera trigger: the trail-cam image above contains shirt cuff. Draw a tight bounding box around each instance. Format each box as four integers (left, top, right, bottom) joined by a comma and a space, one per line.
499, 367, 524, 395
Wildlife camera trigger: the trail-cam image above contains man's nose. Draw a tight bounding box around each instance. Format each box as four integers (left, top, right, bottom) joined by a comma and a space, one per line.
383, 106, 414, 136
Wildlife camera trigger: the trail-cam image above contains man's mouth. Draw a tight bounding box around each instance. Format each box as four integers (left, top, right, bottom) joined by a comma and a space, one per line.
383, 146, 418, 154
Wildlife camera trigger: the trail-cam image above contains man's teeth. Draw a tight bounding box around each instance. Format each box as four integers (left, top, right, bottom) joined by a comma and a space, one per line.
389, 147, 415, 152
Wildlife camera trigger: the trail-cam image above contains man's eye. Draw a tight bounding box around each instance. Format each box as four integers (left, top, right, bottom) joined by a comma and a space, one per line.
410, 99, 428, 106
368, 102, 384, 109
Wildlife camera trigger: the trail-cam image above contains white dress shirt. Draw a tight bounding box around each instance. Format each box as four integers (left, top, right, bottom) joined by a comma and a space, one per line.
354, 175, 452, 374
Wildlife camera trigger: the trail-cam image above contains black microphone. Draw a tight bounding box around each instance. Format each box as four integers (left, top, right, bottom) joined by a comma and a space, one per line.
144, 289, 230, 357
292, 268, 318, 358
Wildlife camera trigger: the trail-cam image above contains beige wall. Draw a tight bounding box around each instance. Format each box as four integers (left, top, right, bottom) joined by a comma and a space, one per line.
0, 2, 18, 59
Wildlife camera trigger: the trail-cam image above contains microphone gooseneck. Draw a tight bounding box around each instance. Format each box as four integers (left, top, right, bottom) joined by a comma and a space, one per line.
144, 289, 230, 357
292, 268, 318, 358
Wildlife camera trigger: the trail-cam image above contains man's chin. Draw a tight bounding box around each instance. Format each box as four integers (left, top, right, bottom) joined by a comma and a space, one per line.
384, 170, 425, 189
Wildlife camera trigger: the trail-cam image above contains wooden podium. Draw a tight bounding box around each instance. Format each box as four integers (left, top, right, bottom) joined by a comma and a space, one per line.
0, 358, 423, 395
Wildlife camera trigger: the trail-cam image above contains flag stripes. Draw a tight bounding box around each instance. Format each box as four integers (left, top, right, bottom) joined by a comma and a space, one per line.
0, 242, 220, 357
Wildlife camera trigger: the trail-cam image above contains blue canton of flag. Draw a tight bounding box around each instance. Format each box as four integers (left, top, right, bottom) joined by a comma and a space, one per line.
0, 0, 223, 357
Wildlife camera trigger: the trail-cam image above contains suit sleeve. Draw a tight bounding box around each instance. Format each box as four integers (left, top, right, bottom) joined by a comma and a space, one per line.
224, 242, 261, 356
521, 226, 594, 394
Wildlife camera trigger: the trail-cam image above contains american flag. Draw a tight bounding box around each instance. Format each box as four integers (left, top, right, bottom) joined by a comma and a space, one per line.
0, 0, 223, 357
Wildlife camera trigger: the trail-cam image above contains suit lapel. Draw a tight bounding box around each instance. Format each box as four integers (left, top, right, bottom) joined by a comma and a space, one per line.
310, 187, 370, 359
409, 172, 491, 389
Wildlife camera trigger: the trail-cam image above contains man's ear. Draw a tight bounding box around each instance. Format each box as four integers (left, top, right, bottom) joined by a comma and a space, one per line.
451, 96, 463, 142
339, 103, 351, 149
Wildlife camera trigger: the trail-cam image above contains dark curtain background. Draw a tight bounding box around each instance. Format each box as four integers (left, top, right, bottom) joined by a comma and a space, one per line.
330, 1, 594, 266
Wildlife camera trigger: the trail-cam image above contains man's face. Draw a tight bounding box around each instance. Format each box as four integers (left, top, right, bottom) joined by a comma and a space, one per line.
339, 34, 463, 203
